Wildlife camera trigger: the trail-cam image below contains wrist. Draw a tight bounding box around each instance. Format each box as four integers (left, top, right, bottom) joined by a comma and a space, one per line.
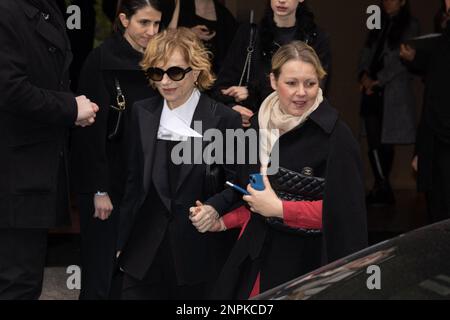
276, 199, 284, 219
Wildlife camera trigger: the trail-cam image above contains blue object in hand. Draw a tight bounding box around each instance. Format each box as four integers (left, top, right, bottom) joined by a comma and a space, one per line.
250, 173, 265, 191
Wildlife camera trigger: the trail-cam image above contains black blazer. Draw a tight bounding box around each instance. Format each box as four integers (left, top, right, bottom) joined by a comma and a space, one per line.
0, 0, 77, 228
118, 93, 241, 285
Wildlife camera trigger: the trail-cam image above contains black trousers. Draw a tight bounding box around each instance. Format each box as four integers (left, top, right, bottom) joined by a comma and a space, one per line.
426, 138, 450, 224
121, 231, 207, 300
362, 92, 394, 183
77, 193, 119, 300
0, 228, 48, 300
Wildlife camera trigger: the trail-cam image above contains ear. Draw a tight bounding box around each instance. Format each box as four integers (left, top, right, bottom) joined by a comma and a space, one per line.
270, 73, 278, 91
119, 13, 129, 29
299, 0, 305, 4
193, 70, 201, 82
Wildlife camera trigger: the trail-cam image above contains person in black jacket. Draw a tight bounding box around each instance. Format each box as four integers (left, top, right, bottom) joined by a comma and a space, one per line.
194, 41, 367, 299
0, 0, 98, 300
400, 0, 450, 224
175, 0, 238, 74
212, 0, 331, 128
70, 0, 163, 300
117, 28, 241, 300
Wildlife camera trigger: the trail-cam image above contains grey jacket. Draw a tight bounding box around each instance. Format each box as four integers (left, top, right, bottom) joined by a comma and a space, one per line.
358, 18, 420, 144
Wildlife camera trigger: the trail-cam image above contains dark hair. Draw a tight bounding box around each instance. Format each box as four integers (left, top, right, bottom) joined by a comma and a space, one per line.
113, 0, 161, 33
366, 0, 412, 49
259, 0, 317, 61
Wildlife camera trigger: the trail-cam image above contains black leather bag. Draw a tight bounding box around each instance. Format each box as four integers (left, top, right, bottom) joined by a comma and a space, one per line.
107, 78, 126, 141
266, 166, 325, 235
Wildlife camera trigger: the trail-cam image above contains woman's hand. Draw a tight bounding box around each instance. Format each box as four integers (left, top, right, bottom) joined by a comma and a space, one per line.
400, 44, 416, 62
189, 201, 220, 233
242, 175, 283, 218
208, 217, 227, 232
221, 86, 249, 103
360, 73, 379, 95
191, 25, 216, 41
232, 105, 254, 128
93, 194, 113, 220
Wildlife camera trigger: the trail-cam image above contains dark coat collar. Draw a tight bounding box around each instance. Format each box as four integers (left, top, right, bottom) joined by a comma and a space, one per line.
100, 33, 144, 71
308, 98, 339, 134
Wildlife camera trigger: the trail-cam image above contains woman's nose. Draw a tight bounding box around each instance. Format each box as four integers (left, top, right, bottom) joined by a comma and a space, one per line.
161, 73, 171, 85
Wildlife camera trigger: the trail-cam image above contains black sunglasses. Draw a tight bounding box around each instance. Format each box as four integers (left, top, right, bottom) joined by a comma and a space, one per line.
145, 66, 193, 82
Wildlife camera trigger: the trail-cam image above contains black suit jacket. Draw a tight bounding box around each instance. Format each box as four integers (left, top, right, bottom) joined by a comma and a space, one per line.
0, 0, 77, 228
118, 93, 241, 285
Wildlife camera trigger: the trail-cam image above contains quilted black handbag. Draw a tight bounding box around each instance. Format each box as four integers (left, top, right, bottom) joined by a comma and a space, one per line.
266, 166, 325, 235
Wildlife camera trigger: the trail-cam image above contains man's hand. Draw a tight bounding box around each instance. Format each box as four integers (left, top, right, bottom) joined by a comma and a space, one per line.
189, 201, 220, 233
93, 193, 113, 221
232, 105, 254, 128
75, 95, 99, 127
221, 86, 249, 103
400, 44, 416, 62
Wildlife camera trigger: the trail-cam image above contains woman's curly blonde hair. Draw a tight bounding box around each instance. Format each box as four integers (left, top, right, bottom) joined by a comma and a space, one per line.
141, 27, 216, 91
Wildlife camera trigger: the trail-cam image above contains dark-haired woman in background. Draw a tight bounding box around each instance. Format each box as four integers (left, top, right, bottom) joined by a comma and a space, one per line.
70, 0, 163, 300
358, 0, 419, 206
212, 0, 331, 128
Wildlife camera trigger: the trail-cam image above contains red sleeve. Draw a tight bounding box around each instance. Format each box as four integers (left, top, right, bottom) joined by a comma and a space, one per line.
282, 200, 323, 229
222, 205, 251, 230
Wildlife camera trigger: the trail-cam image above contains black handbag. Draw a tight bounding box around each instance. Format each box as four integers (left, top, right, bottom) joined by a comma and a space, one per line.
266, 166, 325, 235
107, 78, 126, 141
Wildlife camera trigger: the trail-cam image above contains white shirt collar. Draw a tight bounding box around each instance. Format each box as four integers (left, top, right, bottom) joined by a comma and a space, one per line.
158, 89, 202, 141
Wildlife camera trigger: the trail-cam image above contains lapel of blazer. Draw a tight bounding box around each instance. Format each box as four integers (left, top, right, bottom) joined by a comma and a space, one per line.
175, 94, 220, 194
139, 98, 163, 191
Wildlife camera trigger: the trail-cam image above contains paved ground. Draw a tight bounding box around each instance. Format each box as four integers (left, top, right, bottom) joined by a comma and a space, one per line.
40, 267, 79, 300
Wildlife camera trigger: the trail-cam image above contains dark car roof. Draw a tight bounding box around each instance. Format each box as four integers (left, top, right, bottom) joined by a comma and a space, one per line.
254, 219, 450, 300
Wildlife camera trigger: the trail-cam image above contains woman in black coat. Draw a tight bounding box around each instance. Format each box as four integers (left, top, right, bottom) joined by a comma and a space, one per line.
193, 41, 367, 299
401, 0, 450, 224
117, 28, 241, 300
70, 0, 163, 299
175, 0, 238, 74
358, 0, 419, 207
212, 0, 331, 128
